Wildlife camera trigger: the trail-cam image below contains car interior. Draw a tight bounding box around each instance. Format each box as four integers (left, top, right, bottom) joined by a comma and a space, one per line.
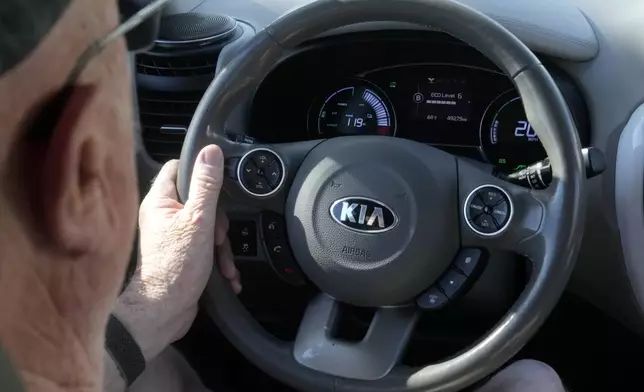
131, 0, 644, 390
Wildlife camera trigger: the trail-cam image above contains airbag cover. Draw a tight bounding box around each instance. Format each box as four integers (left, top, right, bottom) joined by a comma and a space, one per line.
286, 136, 459, 306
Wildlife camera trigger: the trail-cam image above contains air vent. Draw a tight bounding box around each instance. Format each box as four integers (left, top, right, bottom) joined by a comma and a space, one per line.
136, 53, 218, 77
138, 89, 203, 163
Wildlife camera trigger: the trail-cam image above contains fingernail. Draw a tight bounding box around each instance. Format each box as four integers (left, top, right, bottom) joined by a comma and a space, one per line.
199, 145, 223, 167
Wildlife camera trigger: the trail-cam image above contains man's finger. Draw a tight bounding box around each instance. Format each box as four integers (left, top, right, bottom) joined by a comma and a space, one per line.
217, 237, 242, 293
184, 145, 224, 225
217, 238, 237, 280
214, 209, 229, 246
231, 280, 242, 294
147, 159, 180, 199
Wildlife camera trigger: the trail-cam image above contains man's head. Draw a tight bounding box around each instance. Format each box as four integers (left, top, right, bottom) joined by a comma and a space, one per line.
0, 0, 139, 388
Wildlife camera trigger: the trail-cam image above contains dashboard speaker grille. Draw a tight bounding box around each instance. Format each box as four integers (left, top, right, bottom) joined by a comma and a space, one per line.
138, 90, 203, 163
157, 13, 237, 45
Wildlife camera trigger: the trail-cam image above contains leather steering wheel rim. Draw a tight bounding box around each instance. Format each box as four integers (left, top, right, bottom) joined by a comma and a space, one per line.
177, 0, 586, 391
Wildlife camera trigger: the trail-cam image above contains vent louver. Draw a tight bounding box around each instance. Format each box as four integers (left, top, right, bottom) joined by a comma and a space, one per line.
136, 53, 218, 77
138, 90, 203, 163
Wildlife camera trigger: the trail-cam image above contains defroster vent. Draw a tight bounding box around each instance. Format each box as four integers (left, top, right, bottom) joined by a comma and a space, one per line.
138, 89, 203, 163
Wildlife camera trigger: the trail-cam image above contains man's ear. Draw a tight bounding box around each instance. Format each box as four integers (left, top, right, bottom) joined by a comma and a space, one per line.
41, 85, 106, 254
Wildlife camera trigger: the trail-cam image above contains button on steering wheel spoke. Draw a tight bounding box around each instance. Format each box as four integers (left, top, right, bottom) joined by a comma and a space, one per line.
238, 147, 285, 197
210, 138, 323, 214
458, 157, 550, 262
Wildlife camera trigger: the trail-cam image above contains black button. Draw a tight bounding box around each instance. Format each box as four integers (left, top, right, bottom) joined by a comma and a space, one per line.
466, 186, 512, 236
272, 258, 305, 286
491, 201, 510, 227
229, 220, 257, 257
468, 195, 486, 219
249, 177, 270, 194
241, 160, 260, 185
438, 269, 468, 299
479, 189, 504, 206
239, 149, 284, 196
416, 286, 449, 310
262, 212, 287, 241
250, 151, 274, 169
472, 214, 497, 233
261, 212, 304, 286
453, 248, 482, 277
265, 238, 305, 286
266, 160, 283, 188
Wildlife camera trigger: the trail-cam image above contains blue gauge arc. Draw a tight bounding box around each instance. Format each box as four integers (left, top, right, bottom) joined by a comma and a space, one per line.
479, 90, 546, 173
315, 81, 396, 137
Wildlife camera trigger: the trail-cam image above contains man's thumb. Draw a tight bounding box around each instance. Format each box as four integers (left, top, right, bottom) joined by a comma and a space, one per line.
185, 145, 225, 224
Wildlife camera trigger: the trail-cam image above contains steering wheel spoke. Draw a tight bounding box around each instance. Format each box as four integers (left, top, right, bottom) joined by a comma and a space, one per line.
457, 157, 550, 261
216, 138, 323, 213
293, 294, 418, 381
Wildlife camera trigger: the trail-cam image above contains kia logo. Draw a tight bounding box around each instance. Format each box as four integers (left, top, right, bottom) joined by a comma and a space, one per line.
330, 197, 398, 233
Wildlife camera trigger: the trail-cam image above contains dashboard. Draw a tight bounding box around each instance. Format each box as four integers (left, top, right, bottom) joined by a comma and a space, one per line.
136, 0, 644, 351
249, 32, 589, 173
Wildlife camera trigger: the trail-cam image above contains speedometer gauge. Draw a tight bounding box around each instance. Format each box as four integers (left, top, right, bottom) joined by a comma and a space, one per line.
480, 90, 547, 173
309, 79, 396, 138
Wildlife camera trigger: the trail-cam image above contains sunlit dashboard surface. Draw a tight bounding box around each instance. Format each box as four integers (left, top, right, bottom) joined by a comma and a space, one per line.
249, 32, 588, 173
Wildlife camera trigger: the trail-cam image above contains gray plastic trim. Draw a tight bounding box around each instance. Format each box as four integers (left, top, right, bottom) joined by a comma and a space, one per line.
293, 295, 418, 380
615, 104, 644, 313
198, 0, 598, 61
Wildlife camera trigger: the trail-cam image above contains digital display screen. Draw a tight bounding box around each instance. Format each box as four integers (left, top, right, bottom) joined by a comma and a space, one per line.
365, 64, 514, 146
410, 77, 472, 125
481, 94, 546, 172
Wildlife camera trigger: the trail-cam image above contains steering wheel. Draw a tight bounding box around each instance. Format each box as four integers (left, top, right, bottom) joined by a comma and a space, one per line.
177, 0, 585, 390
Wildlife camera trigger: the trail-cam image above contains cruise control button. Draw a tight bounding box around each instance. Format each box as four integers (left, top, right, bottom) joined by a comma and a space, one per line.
479, 189, 504, 206
468, 195, 486, 219
416, 286, 449, 310
453, 248, 482, 277
491, 201, 510, 226
465, 185, 513, 236
439, 269, 468, 299
266, 160, 283, 188
473, 214, 497, 233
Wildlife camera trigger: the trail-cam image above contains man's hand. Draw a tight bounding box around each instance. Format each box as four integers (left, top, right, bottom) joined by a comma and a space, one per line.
113, 145, 240, 361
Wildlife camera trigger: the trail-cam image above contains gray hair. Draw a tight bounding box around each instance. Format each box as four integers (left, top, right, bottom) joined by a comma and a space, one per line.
0, 0, 71, 75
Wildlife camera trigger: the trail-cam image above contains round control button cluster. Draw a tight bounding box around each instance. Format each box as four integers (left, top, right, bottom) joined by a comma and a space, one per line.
464, 185, 513, 236
238, 148, 284, 196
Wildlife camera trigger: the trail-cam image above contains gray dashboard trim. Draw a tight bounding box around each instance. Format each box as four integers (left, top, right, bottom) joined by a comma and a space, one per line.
615, 103, 644, 314
197, 0, 598, 62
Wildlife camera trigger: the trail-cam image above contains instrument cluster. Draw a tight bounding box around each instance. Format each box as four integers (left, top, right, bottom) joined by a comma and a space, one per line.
249, 33, 588, 173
